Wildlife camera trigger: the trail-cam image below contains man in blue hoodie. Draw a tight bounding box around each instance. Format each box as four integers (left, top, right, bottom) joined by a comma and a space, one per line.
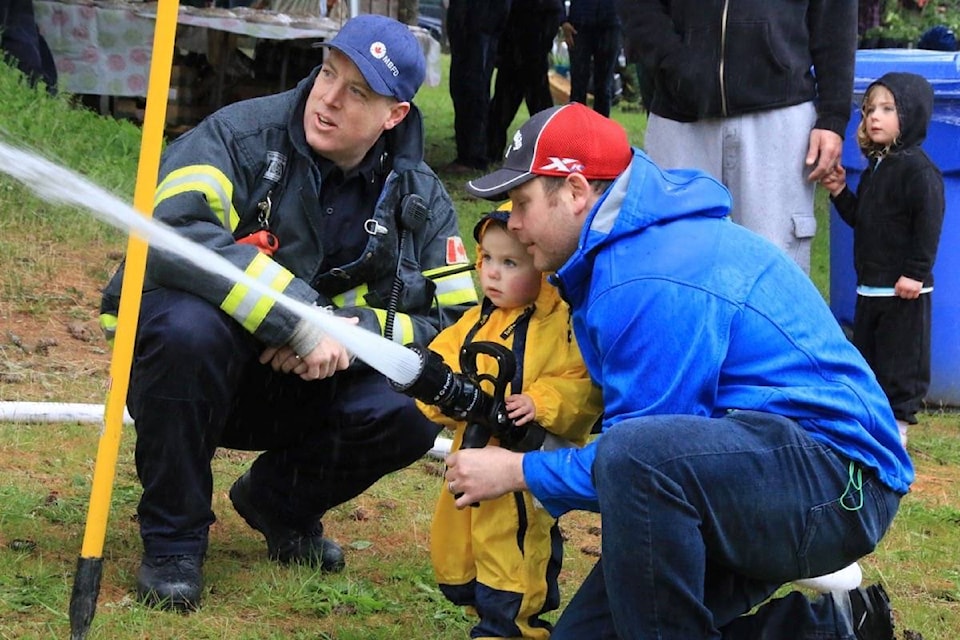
452, 103, 911, 639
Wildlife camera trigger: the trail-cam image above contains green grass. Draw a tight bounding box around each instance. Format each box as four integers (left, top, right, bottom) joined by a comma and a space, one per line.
0, 50, 957, 640
0, 66, 135, 324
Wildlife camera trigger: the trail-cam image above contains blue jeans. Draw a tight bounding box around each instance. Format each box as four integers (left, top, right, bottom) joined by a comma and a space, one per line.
553, 411, 901, 639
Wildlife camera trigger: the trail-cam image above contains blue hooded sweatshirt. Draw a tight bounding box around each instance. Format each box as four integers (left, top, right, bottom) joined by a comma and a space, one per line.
523, 149, 914, 517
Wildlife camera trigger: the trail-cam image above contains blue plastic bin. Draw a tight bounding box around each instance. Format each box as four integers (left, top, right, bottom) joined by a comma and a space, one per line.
830, 49, 960, 406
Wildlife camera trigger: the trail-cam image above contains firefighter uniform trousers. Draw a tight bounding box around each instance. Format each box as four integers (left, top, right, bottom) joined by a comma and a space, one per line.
127, 288, 440, 557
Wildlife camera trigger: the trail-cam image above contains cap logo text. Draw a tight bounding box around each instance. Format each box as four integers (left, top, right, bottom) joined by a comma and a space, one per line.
539, 157, 584, 173
369, 41, 400, 77
510, 130, 523, 152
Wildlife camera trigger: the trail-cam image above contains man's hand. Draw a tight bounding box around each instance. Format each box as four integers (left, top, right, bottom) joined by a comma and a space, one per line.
260, 334, 351, 381
445, 446, 528, 509
895, 276, 923, 300
806, 128, 843, 182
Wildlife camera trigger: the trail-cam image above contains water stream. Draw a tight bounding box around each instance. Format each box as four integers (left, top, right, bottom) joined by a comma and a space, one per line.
0, 141, 422, 385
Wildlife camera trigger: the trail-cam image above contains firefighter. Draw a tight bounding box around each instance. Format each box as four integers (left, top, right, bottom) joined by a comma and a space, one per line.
99, 14, 478, 612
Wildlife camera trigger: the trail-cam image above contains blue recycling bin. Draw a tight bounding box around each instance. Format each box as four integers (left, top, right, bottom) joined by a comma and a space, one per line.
830, 49, 960, 406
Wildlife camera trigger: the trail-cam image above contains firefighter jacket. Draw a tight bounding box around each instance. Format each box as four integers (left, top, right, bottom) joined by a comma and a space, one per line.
100, 67, 477, 350
419, 278, 601, 639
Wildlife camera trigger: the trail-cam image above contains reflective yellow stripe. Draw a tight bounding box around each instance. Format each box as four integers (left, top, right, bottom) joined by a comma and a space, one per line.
220, 253, 295, 332
155, 165, 240, 231
330, 265, 477, 318
331, 284, 369, 308
99, 313, 117, 348
371, 308, 414, 344
435, 273, 479, 306
426, 265, 479, 306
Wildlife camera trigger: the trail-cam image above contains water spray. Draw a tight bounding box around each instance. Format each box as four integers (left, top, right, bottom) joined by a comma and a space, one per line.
0, 141, 522, 455
0, 141, 422, 385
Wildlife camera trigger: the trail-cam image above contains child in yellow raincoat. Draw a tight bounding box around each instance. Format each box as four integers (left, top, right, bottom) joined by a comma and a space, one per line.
418, 204, 602, 639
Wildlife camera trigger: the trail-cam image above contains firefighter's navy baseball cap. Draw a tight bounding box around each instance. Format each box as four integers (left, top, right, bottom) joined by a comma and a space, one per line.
315, 14, 426, 102
466, 103, 633, 201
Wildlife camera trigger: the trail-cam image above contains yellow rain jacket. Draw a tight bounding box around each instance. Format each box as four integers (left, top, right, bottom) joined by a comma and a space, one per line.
418, 277, 601, 639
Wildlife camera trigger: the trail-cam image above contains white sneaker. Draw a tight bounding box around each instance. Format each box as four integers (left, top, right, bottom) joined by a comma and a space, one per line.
794, 562, 863, 593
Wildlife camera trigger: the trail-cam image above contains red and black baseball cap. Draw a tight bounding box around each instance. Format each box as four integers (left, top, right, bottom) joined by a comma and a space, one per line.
466, 103, 633, 201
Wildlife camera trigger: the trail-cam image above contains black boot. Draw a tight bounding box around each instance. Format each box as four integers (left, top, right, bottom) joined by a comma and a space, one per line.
136, 554, 203, 612
849, 583, 895, 640
229, 471, 345, 572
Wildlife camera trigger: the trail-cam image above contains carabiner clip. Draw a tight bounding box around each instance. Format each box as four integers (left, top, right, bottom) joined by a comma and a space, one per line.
256, 192, 273, 229
364, 219, 388, 236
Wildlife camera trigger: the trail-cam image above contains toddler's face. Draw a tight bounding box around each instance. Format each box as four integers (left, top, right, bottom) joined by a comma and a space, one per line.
863, 86, 900, 148
477, 225, 541, 310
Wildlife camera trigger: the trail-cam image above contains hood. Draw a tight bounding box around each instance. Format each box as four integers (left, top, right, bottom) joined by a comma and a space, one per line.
869, 72, 934, 151
577, 148, 731, 257
534, 271, 565, 317
288, 67, 426, 171
555, 149, 731, 298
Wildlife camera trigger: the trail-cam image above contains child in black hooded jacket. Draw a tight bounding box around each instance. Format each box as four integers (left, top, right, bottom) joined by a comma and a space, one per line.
821, 72, 945, 447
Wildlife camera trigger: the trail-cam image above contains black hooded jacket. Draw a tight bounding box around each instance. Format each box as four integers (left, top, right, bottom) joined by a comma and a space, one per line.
832, 72, 945, 288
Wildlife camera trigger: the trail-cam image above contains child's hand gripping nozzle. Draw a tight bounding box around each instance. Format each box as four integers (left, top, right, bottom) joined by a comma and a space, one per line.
390, 342, 546, 504
392, 341, 546, 453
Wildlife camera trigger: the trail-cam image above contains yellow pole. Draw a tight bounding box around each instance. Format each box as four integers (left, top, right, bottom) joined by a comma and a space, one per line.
70, 1, 180, 637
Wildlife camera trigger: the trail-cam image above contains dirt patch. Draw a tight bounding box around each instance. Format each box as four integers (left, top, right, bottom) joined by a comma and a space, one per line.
1, 244, 115, 403
907, 467, 960, 508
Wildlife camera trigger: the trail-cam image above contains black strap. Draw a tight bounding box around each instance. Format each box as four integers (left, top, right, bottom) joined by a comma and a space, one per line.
463, 298, 534, 394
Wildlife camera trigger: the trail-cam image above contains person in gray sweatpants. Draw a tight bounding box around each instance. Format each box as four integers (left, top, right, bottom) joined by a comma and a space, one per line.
644, 103, 818, 271
620, 0, 857, 275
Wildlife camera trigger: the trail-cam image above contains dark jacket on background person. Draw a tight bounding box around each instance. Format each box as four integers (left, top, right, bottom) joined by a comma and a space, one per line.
0, 0, 57, 91
831, 72, 945, 288
101, 66, 477, 349
618, 0, 857, 136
